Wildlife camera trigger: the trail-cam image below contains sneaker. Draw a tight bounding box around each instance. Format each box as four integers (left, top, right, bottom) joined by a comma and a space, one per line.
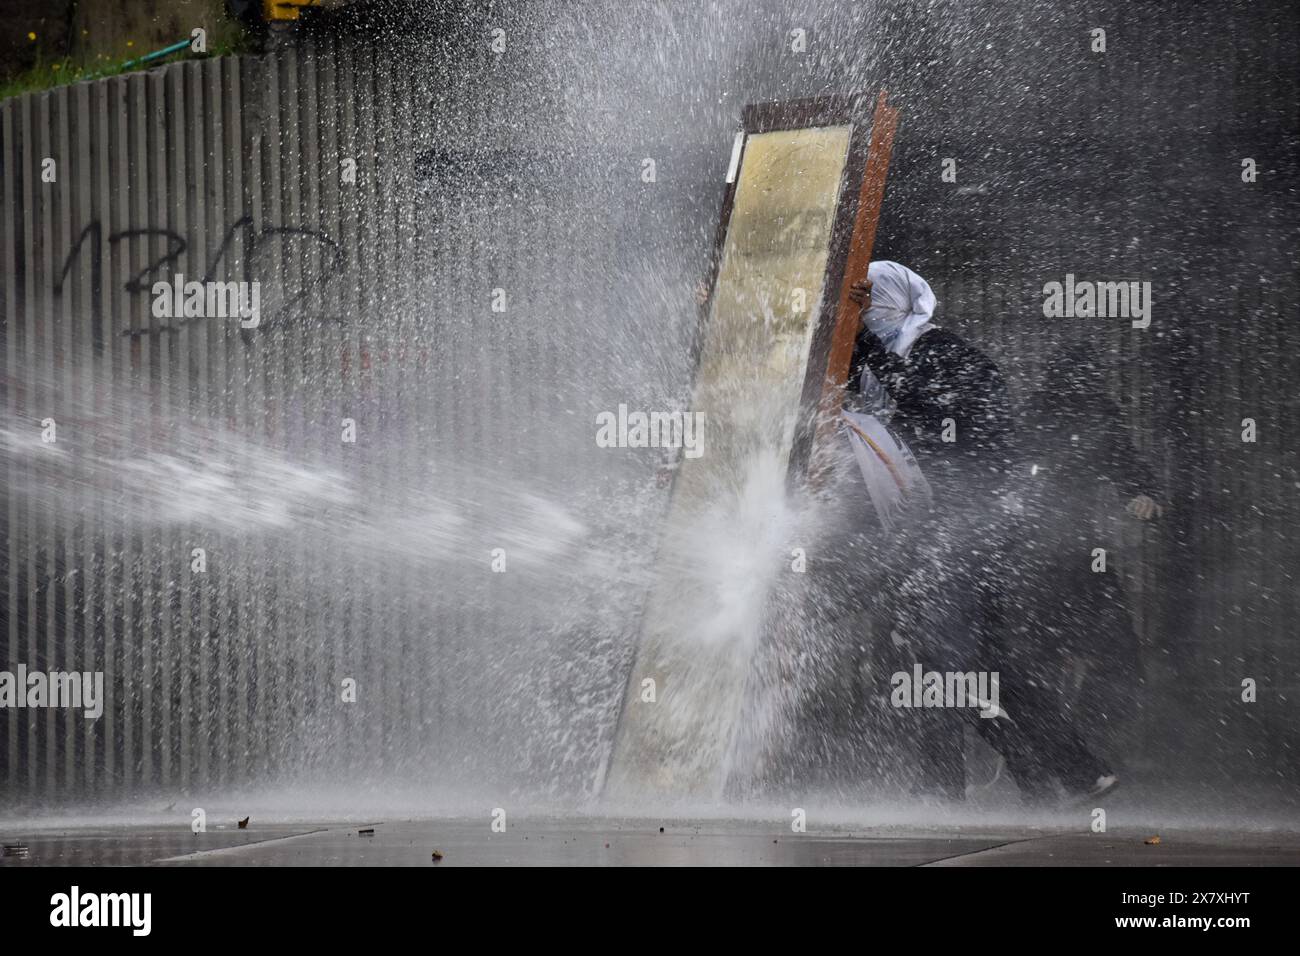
1088, 774, 1120, 797
1066, 774, 1120, 806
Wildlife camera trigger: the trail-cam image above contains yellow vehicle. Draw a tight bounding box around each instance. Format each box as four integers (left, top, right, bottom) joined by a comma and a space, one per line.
264, 0, 326, 20
228, 0, 361, 25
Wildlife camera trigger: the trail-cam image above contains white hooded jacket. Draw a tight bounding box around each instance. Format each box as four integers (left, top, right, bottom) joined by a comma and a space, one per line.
857, 260, 937, 416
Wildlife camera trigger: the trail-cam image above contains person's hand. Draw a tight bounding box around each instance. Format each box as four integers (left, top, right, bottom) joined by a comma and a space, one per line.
848, 277, 873, 311
1126, 494, 1162, 520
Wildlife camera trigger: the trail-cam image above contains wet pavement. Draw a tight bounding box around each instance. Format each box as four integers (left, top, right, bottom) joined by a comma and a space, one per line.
2, 819, 1297, 866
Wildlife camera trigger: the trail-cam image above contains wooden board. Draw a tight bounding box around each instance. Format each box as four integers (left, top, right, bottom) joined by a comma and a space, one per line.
601, 92, 900, 801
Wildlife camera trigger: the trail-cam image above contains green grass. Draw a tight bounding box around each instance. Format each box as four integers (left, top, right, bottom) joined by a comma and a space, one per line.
0, 31, 254, 104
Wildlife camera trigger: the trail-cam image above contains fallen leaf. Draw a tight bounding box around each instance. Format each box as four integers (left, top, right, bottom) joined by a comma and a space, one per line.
1144, 835, 1161, 845
431, 849, 444, 861
237, 816, 249, 830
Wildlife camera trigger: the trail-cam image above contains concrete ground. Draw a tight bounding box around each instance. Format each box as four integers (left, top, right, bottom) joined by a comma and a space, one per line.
2, 819, 1298, 866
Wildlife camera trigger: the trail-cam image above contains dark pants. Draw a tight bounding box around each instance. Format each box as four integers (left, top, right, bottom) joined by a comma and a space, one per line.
904, 504, 1113, 802
914, 678, 1108, 802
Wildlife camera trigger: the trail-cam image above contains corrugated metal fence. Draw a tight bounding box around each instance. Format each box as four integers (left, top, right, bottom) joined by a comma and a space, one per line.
0, 32, 649, 804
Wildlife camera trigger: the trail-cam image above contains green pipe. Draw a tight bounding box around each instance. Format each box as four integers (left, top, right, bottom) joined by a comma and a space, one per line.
115, 38, 193, 73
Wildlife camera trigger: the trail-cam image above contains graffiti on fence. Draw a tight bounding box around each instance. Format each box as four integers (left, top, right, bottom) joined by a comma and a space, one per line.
52, 214, 345, 338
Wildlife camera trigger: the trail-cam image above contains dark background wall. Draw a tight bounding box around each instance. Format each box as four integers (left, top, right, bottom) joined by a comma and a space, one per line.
870, 0, 1299, 787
